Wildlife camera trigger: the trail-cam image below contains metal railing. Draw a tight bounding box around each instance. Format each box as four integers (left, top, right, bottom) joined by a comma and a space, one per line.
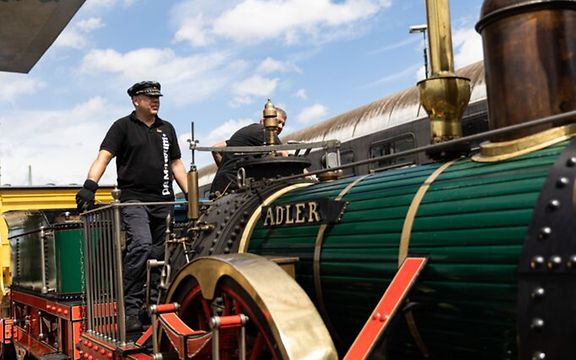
81, 199, 180, 346
81, 202, 126, 345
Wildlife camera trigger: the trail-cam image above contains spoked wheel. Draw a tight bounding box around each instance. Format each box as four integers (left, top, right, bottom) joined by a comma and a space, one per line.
162, 253, 337, 359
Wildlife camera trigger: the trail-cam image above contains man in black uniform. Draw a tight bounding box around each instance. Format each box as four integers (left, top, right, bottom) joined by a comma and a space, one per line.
76, 81, 188, 332
210, 107, 286, 194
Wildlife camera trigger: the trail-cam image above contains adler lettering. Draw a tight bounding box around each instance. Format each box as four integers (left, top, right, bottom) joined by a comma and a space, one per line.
295, 203, 306, 224
308, 201, 321, 223
275, 206, 284, 225
263, 207, 275, 226
262, 201, 323, 227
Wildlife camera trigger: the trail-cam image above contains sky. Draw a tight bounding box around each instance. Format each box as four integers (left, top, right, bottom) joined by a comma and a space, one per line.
0, 0, 484, 187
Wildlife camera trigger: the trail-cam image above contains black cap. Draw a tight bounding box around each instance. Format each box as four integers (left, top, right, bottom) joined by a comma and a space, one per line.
127, 81, 163, 97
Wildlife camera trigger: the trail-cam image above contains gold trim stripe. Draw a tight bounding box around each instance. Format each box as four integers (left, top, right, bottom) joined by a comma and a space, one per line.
398, 159, 457, 357
399, 160, 457, 266
238, 183, 313, 253
313, 174, 371, 345
472, 124, 576, 162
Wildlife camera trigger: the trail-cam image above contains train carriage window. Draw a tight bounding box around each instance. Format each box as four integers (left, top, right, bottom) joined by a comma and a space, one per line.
369, 134, 415, 171
340, 150, 356, 177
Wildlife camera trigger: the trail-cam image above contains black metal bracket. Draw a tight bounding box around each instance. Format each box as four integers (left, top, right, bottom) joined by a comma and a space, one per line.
518, 138, 576, 359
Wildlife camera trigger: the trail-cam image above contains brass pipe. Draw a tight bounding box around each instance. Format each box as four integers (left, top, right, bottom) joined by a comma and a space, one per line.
418, 0, 470, 146
187, 166, 199, 220
425, 0, 455, 76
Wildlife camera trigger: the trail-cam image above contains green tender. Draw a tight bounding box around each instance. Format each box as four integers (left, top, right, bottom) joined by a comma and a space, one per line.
54, 224, 84, 294
247, 141, 567, 358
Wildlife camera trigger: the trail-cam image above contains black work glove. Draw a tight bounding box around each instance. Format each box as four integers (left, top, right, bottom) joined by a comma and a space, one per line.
76, 179, 98, 212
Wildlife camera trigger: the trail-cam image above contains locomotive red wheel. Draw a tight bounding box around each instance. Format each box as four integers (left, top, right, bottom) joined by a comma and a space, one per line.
162, 253, 337, 359
168, 276, 279, 358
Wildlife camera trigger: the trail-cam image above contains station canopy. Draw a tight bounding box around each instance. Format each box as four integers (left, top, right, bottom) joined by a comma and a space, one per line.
0, 0, 85, 73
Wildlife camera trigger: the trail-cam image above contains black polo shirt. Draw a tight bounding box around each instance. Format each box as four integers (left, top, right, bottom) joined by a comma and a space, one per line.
100, 112, 182, 202
210, 123, 280, 194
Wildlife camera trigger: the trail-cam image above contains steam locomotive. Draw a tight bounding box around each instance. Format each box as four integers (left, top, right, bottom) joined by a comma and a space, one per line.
1, 0, 576, 359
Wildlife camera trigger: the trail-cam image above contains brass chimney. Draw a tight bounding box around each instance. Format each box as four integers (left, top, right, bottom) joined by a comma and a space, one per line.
417, 0, 471, 145
472, 0, 576, 162
476, 0, 576, 140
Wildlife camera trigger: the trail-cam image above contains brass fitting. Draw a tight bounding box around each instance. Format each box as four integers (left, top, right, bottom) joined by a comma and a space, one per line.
418, 75, 471, 143
262, 99, 279, 146
187, 166, 199, 221
418, 0, 471, 144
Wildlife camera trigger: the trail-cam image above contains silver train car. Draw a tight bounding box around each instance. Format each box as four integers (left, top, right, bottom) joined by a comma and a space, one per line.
198, 61, 488, 194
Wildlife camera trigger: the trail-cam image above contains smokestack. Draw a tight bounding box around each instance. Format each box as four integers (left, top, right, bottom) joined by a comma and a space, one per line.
474, 0, 576, 161
477, 0, 576, 138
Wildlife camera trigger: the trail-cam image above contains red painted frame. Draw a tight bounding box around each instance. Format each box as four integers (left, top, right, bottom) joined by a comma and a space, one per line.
344, 257, 428, 360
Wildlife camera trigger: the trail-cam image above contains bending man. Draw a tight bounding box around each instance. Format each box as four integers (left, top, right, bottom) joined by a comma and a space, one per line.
210, 107, 287, 194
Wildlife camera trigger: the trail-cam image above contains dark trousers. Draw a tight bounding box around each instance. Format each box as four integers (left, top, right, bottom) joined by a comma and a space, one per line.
121, 203, 172, 316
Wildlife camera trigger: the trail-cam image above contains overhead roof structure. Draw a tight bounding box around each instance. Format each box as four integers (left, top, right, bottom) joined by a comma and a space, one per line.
0, 0, 85, 73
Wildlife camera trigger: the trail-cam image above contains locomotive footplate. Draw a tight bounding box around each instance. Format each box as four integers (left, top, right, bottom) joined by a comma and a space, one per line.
10, 285, 84, 303
78, 332, 137, 359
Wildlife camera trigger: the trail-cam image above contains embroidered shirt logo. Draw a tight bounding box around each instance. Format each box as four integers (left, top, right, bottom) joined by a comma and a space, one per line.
161, 133, 171, 196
